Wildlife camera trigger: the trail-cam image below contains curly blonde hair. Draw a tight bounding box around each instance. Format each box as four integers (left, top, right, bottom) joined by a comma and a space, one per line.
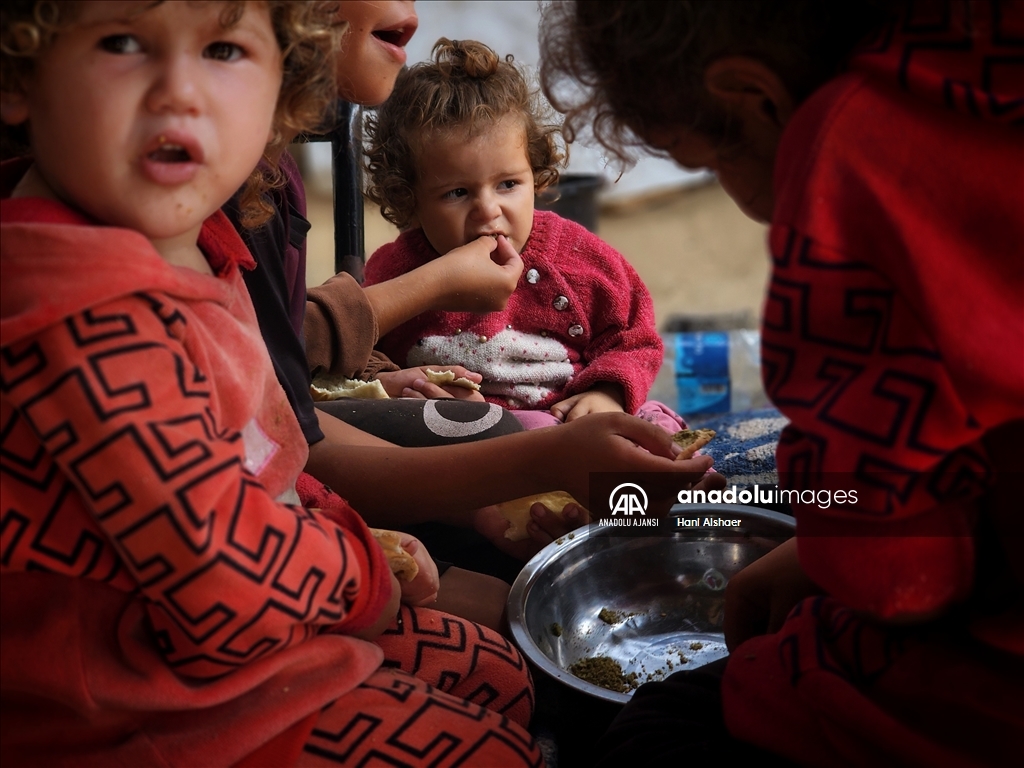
1, 0, 341, 227
364, 37, 565, 230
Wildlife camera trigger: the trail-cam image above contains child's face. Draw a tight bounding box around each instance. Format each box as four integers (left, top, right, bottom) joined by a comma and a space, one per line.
334, 1, 418, 107
411, 115, 536, 256
3, 1, 283, 243
645, 126, 778, 223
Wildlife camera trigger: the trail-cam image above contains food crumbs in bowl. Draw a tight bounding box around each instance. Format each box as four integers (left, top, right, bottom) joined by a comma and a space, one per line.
551, 623, 563, 637
568, 657, 639, 693
598, 608, 621, 624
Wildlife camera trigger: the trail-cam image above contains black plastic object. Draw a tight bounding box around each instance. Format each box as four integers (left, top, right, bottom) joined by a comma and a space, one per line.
536, 174, 604, 233
296, 100, 365, 280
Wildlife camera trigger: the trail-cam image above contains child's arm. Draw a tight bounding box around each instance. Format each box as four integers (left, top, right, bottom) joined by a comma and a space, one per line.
7, 303, 395, 677
365, 234, 523, 336
306, 234, 523, 383
307, 406, 719, 528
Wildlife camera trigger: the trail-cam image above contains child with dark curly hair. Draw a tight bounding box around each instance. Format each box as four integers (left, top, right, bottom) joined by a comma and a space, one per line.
363, 37, 684, 432
0, 3, 542, 766
539, 0, 1023, 765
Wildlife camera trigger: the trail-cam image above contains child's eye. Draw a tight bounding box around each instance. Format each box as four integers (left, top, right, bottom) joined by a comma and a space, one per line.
498, 180, 519, 191
99, 34, 141, 55
442, 188, 468, 201
205, 41, 244, 62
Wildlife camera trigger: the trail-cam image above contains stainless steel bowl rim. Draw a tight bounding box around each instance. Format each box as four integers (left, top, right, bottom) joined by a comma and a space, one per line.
507, 504, 795, 704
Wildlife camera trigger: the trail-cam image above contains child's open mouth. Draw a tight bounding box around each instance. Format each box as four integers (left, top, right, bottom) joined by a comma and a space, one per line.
148, 144, 191, 163
372, 27, 414, 47
140, 134, 202, 185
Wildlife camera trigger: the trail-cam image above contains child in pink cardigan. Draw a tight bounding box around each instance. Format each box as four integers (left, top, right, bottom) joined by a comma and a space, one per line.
363, 38, 683, 433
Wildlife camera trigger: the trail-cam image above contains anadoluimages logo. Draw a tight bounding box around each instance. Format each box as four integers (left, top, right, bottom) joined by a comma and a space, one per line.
608, 483, 648, 516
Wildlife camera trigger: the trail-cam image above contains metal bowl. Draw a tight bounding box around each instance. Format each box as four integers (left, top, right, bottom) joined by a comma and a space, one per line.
507, 504, 794, 704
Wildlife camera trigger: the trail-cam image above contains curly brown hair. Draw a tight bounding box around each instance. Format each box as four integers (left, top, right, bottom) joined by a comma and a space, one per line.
0, 0, 341, 227
364, 37, 565, 230
538, 0, 893, 170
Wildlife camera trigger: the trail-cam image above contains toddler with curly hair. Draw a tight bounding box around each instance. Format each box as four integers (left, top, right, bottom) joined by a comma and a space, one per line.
364, 37, 683, 431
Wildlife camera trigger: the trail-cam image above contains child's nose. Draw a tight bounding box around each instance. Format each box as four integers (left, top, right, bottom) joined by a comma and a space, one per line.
472, 192, 501, 221
145, 55, 202, 115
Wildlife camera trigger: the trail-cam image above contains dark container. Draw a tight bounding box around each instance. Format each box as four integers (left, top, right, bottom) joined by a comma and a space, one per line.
536, 173, 605, 233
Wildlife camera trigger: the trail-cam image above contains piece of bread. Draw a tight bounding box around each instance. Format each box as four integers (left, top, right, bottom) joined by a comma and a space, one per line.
369, 528, 419, 581
671, 428, 717, 460
497, 491, 580, 541
310, 375, 389, 401
425, 368, 481, 391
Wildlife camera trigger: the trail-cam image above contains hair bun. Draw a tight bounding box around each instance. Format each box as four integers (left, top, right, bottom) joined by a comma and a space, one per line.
432, 37, 502, 79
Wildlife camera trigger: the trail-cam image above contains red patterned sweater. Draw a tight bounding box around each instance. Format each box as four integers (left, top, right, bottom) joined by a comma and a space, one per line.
722, 2, 1024, 764
364, 210, 663, 414
0, 161, 391, 767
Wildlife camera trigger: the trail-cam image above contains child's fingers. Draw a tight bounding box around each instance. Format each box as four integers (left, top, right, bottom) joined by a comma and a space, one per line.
443, 366, 483, 383
550, 394, 584, 422
491, 234, 522, 268
529, 501, 588, 541
608, 414, 680, 459
441, 386, 485, 402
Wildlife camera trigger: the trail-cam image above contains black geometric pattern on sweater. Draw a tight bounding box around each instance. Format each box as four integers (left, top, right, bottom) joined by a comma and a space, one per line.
2, 316, 365, 679
820, 370, 947, 453
306, 672, 541, 767
0, 509, 29, 567
0, 342, 46, 393
305, 710, 384, 763
927, 444, 990, 500
67, 310, 137, 346
1, 407, 58, 489
137, 292, 189, 340
853, 454, 925, 513
23, 479, 106, 576
879, 0, 1024, 122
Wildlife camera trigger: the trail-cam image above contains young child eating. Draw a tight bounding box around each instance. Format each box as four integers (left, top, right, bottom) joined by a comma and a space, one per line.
0, 2, 541, 765
363, 37, 683, 432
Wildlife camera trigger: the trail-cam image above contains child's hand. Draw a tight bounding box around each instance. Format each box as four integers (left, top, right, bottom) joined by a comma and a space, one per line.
395, 533, 440, 606
723, 537, 822, 651
376, 366, 485, 401
550, 385, 626, 422
352, 570, 402, 641
540, 412, 727, 508
433, 234, 524, 312
471, 501, 589, 561
525, 500, 589, 547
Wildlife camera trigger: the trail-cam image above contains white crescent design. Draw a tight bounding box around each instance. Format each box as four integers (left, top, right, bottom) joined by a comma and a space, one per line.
422, 400, 505, 438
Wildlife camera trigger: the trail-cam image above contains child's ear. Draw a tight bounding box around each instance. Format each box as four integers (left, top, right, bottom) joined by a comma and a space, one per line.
0, 90, 30, 126
703, 57, 794, 130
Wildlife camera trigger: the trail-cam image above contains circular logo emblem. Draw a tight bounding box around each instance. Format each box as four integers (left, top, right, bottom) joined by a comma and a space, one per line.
608, 483, 648, 516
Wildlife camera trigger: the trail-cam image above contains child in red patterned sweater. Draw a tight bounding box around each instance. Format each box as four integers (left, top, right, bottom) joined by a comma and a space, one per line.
363, 38, 685, 433
0, 2, 541, 766
539, 1, 1023, 765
